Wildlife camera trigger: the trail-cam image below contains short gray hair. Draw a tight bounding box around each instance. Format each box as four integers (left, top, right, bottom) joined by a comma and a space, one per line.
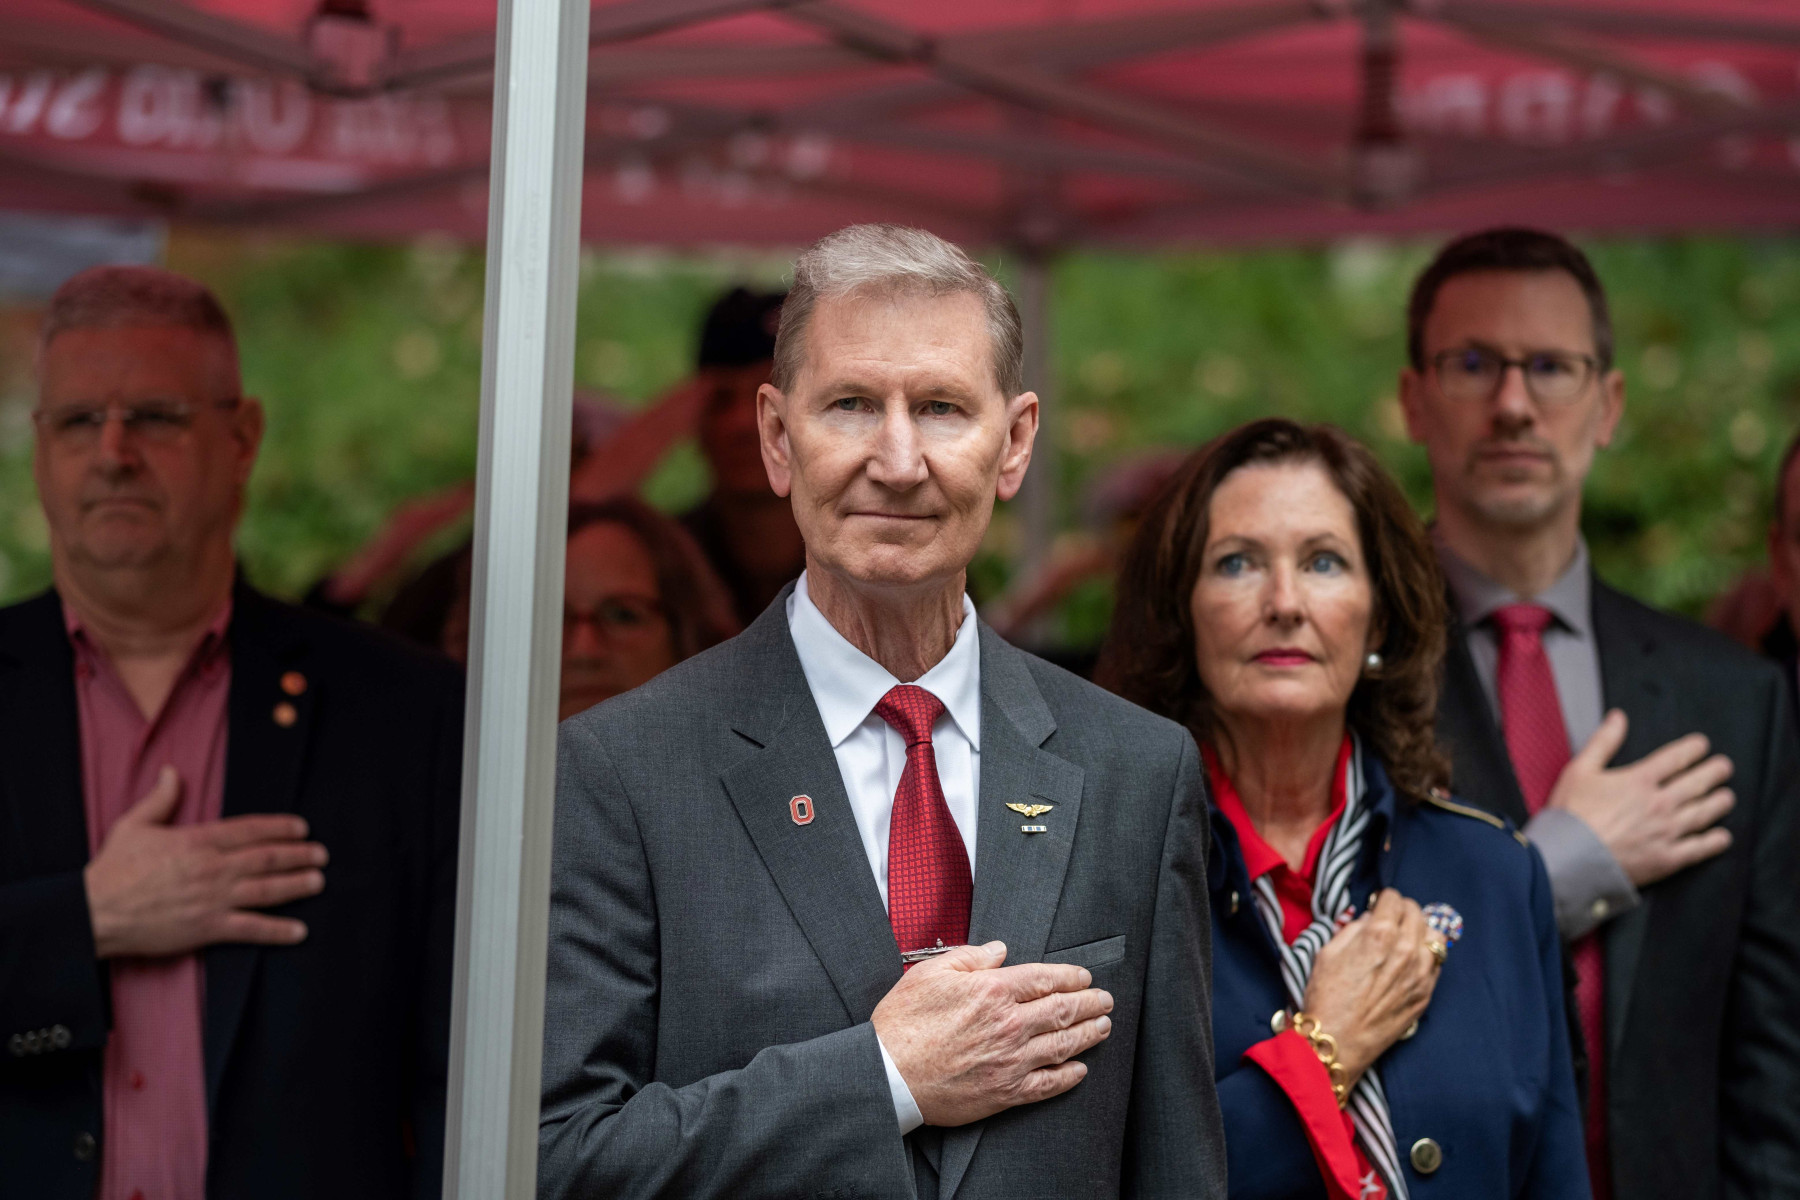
40, 265, 238, 364
773, 224, 1024, 398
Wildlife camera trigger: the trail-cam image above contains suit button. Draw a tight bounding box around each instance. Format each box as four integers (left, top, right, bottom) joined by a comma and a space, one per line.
50, 1025, 71, 1050
1591, 898, 1610, 921
73, 1131, 96, 1161
23, 1030, 40, 1054
1410, 1137, 1443, 1174
1229, 890, 1240, 915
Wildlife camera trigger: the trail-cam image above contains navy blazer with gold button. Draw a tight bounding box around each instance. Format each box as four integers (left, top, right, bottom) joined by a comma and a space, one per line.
0, 582, 463, 1200
1209, 752, 1589, 1199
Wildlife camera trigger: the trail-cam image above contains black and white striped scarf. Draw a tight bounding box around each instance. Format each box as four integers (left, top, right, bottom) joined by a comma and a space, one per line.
1246, 735, 1407, 1200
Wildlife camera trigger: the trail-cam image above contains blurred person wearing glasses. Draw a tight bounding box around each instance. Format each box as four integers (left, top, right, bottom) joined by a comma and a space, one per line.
1400, 229, 1800, 1199
438, 498, 739, 718
0, 267, 463, 1200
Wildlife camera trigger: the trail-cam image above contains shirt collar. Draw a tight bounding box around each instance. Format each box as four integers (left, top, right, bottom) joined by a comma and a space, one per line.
787, 571, 981, 751
1203, 735, 1352, 886
63, 594, 234, 655
1433, 529, 1593, 638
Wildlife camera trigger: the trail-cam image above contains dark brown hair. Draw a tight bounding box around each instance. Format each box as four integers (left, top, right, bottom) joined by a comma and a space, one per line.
1096, 419, 1450, 803
1407, 227, 1613, 371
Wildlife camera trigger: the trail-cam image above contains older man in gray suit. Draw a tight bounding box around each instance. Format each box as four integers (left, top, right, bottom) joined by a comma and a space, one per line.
539, 224, 1226, 1199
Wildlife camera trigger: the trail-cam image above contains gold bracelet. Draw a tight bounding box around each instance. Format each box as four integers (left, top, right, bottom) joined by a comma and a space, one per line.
1283, 1010, 1351, 1108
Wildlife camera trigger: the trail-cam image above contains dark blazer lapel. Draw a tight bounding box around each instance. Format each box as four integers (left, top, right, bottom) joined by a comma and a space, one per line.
0, 592, 88, 883
1591, 579, 1677, 1055
718, 605, 901, 1027
938, 627, 1085, 1200
204, 584, 316, 1111
1436, 609, 1531, 827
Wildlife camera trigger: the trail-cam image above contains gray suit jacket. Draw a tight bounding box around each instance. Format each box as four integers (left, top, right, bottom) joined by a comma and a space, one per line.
539, 587, 1226, 1199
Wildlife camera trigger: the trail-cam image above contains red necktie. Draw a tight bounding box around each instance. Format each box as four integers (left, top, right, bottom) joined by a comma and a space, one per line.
875, 684, 972, 960
1493, 603, 1610, 1200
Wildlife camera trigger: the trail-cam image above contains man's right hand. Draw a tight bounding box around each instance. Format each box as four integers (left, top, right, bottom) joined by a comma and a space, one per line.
83, 765, 328, 959
1548, 709, 1736, 888
870, 941, 1113, 1128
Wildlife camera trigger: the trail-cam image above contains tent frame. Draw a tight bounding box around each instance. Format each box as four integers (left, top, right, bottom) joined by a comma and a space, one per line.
443, 0, 589, 1194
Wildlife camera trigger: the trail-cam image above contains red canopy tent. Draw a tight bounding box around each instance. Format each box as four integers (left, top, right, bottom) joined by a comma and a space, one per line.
3, 0, 1799, 248
6, 5, 1795, 1196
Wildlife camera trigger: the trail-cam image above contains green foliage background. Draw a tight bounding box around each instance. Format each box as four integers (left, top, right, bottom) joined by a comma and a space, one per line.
1, 232, 1794, 644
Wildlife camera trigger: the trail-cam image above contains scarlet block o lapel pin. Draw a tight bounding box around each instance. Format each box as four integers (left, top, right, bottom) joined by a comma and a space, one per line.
789, 795, 815, 826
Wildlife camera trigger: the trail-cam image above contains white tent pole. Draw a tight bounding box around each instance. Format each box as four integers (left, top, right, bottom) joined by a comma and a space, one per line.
1017, 250, 1056, 579
442, 0, 588, 1193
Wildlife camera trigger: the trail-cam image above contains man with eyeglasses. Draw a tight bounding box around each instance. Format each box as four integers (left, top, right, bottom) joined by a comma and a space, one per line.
1399, 228, 1800, 1199
0, 266, 462, 1199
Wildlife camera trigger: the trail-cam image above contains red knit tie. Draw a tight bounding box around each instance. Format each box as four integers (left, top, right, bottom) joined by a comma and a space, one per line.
875, 684, 972, 961
1493, 603, 1610, 1200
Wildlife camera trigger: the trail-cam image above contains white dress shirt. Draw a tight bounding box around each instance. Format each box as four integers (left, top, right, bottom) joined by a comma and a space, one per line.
786, 571, 982, 1136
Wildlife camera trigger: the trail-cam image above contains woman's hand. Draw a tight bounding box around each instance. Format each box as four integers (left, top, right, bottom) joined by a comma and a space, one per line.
1299, 888, 1443, 1089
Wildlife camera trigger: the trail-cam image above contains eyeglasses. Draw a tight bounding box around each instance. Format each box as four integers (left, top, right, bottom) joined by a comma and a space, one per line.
32, 398, 242, 448
564, 594, 666, 642
1429, 348, 1599, 406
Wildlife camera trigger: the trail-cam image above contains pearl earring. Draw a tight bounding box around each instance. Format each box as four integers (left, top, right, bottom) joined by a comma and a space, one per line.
1365, 652, 1383, 672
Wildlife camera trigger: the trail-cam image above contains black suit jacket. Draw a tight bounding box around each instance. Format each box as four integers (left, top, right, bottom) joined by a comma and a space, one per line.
1437, 575, 1800, 1200
0, 583, 463, 1200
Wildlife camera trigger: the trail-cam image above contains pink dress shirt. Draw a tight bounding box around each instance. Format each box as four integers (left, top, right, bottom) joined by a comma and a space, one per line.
69, 600, 232, 1200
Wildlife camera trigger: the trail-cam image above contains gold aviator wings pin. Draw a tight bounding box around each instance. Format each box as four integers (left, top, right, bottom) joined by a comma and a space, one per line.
1005, 803, 1055, 819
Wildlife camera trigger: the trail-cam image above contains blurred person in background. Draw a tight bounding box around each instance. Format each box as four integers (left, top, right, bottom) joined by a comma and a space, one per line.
0, 267, 461, 1199
985, 449, 1186, 677
438, 498, 738, 718
308, 385, 700, 643
1400, 228, 1800, 1199
1757, 430, 1800, 716
678, 286, 808, 626
1701, 566, 1782, 654
1101, 418, 1586, 1199
315, 284, 797, 651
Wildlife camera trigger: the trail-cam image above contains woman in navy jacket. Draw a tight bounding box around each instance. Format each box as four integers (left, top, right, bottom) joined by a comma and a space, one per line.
1100, 419, 1587, 1199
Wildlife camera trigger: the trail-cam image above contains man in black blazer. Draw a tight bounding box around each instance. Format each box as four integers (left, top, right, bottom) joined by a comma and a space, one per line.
0, 266, 461, 1199
1400, 228, 1800, 1199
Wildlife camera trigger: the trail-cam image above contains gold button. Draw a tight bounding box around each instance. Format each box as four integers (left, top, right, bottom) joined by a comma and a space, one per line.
1591, 897, 1610, 921
1410, 1137, 1443, 1174
280, 671, 308, 696
273, 702, 298, 728
1400, 1019, 1419, 1040
1270, 1010, 1288, 1035
1229, 890, 1240, 915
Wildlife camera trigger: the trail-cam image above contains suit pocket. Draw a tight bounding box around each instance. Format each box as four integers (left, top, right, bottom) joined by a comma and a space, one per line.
1041, 935, 1125, 969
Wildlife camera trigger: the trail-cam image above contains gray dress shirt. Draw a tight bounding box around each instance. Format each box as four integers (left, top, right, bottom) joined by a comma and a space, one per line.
1435, 534, 1639, 940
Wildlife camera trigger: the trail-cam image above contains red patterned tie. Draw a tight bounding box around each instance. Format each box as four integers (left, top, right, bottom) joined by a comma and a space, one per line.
875, 684, 972, 961
1493, 603, 1610, 1200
